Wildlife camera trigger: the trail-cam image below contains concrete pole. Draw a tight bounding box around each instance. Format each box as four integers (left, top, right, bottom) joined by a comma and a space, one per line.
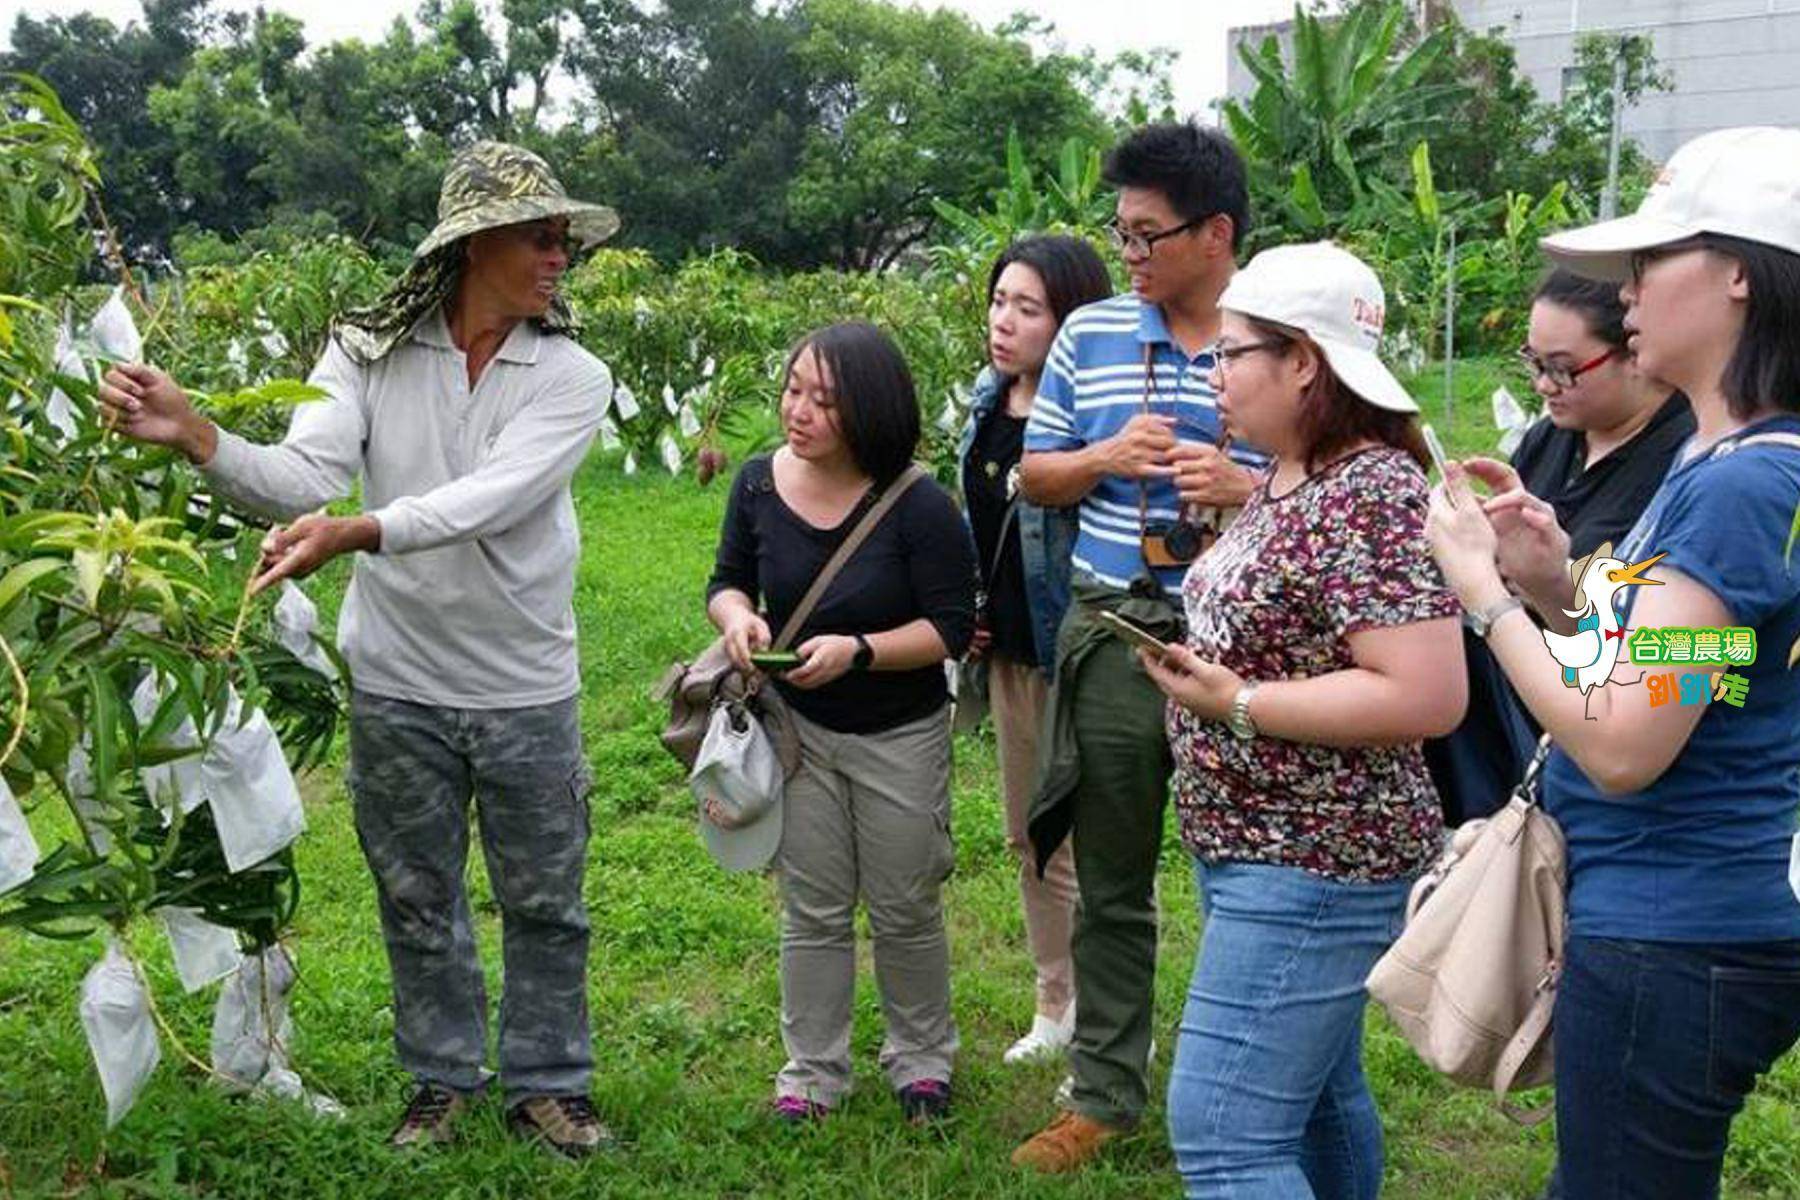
1444, 223, 1457, 432
1601, 47, 1627, 219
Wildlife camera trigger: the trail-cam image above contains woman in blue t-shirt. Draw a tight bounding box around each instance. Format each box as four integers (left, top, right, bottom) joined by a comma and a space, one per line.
1426, 126, 1800, 1199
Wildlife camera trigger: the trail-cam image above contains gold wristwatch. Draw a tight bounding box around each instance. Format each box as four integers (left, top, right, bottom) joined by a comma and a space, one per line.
1227, 682, 1260, 740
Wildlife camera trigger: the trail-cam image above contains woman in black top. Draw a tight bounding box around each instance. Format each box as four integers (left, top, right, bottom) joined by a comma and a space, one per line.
956, 235, 1110, 1064
1425, 269, 1694, 823
707, 322, 976, 1126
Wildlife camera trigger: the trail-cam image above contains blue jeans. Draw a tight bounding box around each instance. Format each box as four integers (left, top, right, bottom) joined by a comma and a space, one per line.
1544, 935, 1800, 1199
1167, 861, 1412, 1200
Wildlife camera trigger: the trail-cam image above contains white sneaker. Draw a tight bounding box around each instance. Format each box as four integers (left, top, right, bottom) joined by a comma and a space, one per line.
1004, 1011, 1076, 1065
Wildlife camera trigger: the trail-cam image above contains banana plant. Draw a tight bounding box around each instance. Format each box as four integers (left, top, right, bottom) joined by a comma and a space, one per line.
1224, 1, 1458, 245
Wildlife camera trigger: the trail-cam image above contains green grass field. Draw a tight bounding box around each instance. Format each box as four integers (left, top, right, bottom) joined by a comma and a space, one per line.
2, 384, 1796, 1198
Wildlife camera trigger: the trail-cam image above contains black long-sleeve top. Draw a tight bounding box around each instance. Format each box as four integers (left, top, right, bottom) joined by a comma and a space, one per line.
706, 455, 977, 734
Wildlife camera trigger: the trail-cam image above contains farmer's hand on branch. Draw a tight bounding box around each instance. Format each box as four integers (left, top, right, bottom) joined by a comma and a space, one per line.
250, 514, 381, 594
96, 362, 217, 464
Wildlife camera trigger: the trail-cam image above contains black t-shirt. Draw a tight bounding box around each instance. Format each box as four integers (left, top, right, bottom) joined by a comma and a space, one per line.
963, 410, 1037, 667
706, 455, 977, 735
1425, 391, 1695, 825
1512, 390, 1696, 559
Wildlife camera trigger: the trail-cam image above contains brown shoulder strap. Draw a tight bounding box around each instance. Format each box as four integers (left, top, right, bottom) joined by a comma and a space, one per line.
773, 464, 927, 651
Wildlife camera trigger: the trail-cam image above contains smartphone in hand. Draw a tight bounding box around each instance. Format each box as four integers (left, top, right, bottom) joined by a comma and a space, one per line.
1421, 423, 1457, 507
1095, 610, 1170, 658
749, 650, 804, 673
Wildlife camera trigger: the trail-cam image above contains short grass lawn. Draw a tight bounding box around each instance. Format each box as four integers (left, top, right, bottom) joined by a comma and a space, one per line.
3, 383, 1796, 1197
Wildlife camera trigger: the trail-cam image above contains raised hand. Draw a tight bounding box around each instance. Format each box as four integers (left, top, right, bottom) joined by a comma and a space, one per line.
1103, 414, 1178, 479
95, 363, 215, 462
1170, 442, 1257, 507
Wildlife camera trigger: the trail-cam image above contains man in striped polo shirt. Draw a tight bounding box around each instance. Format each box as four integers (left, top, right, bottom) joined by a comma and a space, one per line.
1013, 122, 1266, 1173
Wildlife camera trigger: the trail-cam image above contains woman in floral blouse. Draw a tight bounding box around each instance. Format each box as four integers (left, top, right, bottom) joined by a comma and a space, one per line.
1139, 242, 1467, 1199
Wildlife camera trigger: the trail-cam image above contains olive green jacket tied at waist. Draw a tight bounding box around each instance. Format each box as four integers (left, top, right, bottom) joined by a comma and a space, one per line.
1026, 578, 1183, 875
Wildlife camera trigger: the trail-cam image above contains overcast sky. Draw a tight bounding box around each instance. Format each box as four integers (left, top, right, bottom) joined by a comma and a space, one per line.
2, 0, 1305, 117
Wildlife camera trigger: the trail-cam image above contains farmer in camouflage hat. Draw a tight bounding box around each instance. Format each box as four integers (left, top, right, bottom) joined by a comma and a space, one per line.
97, 140, 619, 1157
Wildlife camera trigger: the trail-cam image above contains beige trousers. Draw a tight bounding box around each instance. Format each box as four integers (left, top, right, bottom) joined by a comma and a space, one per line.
989, 655, 1077, 1018
774, 707, 958, 1105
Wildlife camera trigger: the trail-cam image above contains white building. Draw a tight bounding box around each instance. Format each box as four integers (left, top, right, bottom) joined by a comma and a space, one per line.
1226, 0, 1800, 160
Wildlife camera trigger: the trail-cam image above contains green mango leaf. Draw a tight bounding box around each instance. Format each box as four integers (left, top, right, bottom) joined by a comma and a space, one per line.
84, 663, 119, 807
0, 557, 63, 615
71, 546, 105, 608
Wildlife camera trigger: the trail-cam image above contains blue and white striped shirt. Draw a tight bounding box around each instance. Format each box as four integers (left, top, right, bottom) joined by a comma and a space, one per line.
1024, 293, 1268, 597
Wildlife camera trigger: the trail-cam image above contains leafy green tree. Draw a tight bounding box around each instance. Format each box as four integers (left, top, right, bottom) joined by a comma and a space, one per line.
12, 0, 1121, 270
145, 24, 297, 240
1529, 32, 1670, 210
557, 0, 815, 265
1402, 10, 1543, 201
2, 0, 212, 262
785, 0, 1109, 270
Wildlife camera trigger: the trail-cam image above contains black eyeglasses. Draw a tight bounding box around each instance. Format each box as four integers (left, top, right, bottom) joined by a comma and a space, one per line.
1516, 345, 1619, 390
1107, 216, 1207, 258
1628, 239, 1706, 284
1213, 338, 1286, 373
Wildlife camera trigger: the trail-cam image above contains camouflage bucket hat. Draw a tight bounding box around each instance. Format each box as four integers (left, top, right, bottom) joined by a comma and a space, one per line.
413, 140, 620, 259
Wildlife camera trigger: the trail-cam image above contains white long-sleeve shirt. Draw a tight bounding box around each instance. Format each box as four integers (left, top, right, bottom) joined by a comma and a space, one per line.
203, 308, 612, 708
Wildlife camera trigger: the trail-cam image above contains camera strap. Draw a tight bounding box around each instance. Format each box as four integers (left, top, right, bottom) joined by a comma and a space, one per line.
1136, 343, 1158, 538
1135, 341, 1229, 572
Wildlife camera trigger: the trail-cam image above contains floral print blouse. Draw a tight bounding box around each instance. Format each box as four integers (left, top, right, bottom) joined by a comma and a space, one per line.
1170, 446, 1461, 881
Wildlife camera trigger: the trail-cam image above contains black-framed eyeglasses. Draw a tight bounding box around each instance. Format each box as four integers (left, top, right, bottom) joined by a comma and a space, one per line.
1628, 238, 1707, 284
1107, 216, 1206, 258
1516, 345, 1619, 389
1213, 338, 1286, 373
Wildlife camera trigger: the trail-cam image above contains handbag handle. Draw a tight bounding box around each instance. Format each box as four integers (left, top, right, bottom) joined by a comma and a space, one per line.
772, 464, 927, 651
1513, 734, 1554, 811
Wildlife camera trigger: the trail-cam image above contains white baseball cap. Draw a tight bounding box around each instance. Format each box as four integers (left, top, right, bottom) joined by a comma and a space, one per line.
1217, 241, 1418, 413
1541, 126, 1800, 283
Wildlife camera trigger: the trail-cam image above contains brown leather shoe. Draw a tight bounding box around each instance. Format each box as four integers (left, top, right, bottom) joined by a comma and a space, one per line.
389, 1083, 468, 1148
1010, 1110, 1122, 1173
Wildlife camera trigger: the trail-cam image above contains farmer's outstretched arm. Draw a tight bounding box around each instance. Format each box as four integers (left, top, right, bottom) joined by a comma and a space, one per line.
99, 342, 368, 521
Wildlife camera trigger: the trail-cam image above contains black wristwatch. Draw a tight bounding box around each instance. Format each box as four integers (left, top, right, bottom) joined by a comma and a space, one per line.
851, 634, 875, 672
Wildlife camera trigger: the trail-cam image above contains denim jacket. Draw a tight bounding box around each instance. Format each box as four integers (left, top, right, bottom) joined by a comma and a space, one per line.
955, 366, 1078, 676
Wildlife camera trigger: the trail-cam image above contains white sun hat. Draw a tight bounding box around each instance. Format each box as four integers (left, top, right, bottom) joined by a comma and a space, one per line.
1541, 126, 1800, 283
1218, 240, 1418, 413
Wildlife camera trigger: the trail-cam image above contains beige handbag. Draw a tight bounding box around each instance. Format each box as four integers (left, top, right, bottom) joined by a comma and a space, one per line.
1367, 738, 1565, 1125
655, 465, 926, 773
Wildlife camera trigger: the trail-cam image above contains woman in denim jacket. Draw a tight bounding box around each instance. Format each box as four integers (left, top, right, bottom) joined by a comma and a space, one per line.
955, 236, 1110, 1062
